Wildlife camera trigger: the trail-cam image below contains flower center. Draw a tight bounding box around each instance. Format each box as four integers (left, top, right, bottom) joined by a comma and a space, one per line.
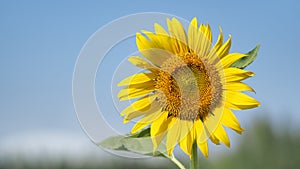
155, 53, 223, 121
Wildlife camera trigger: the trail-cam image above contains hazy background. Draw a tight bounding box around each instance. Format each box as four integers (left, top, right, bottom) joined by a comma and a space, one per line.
0, 0, 299, 168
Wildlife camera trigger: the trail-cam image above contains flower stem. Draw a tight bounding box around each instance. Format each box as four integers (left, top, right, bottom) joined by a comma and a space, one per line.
190, 141, 198, 169
164, 153, 186, 169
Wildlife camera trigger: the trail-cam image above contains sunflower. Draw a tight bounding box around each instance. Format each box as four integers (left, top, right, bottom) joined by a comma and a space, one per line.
118, 17, 259, 157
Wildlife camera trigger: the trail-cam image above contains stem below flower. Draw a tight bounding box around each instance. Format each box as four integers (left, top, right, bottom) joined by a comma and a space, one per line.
164, 153, 186, 169
190, 141, 198, 169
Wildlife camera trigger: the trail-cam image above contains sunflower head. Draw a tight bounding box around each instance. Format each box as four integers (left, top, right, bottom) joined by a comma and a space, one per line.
118, 17, 259, 157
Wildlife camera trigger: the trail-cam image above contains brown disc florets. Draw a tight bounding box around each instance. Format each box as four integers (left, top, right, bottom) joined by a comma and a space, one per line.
154, 52, 223, 121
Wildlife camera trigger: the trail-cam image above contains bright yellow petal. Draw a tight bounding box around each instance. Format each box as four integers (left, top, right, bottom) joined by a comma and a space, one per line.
167, 18, 188, 54
221, 108, 244, 134
221, 53, 247, 68
150, 111, 169, 150
178, 120, 193, 156
203, 103, 224, 138
198, 24, 212, 58
151, 111, 169, 136
179, 132, 192, 156
217, 35, 231, 59
128, 56, 158, 72
123, 100, 161, 123
171, 18, 187, 44
179, 120, 193, 141
199, 24, 212, 44
188, 17, 198, 52
131, 108, 163, 134
154, 23, 169, 36
118, 86, 154, 101
224, 68, 254, 82
131, 122, 149, 134
193, 120, 209, 157
144, 29, 175, 54
198, 141, 208, 158
194, 120, 209, 157
194, 120, 206, 143
213, 27, 223, 52
136, 32, 171, 66
123, 81, 154, 89
213, 125, 230, 147
120, 94, 156, 117
225, 91, 260, 110
225, 81, 255, 92
196, 130, 208, 158
118, 72, 156, 86
166, 118, 180, 155
209, 134, 220, 145
128, 56, 152, 68
184, 122, 196, 157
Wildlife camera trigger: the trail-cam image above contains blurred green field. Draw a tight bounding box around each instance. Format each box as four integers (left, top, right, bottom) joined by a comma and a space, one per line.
1, 120, 299, 169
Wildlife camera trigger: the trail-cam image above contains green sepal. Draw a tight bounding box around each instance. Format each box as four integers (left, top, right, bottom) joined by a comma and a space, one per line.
230, 44, 260, 69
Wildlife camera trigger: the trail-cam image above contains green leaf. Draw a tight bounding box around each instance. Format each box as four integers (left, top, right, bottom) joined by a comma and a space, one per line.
98, 127, 166, 157
230, 44, 260, 69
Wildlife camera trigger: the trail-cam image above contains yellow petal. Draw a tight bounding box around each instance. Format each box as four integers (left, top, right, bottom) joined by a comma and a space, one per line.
221, 53, 247, 68
123, 111, 146, 124
167, 18, 188, 54
178, 120, 193, 156
194, 121, 209, 157
123, 81, 154, 89
118, 86, 154, 101
144, 30, 175, 54
131, 122, 149, 134
217, 35, 231, 59
141, 30, 165, 50
136, 32, 171, 66
128, 56, 157, 71
213, 125, 230, 147
186, 120, 209, 157
166, 118, 180, 155
154, 23, 169, 36
150, 111, 169, 136
179, 132, 193, 156
131, 109, 162, 134
179, 121, 193, 141
225, 91, 260, 110
225, 82, 255, 92
224, 68, 254, 82
213, 27, 223, 52
171, 18, 187, 44
197, 24, 212, 58
118, 72, 156, 86
120, 94, 156, 117
150, 111, 169, 150
197, 139, 208, 158
123, 100, 161, 123
209, 134, 220, 145
167, 18, 187, 43
221, 108, 244, 134
199, 24, 212, 44
185, 123, 196, 156
203, 103, 224, 137
188, 17, 199, 52
194, 120, 206, 143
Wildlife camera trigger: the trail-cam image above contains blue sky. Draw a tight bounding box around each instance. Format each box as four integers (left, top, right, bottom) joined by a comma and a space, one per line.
0, 0, 299, 157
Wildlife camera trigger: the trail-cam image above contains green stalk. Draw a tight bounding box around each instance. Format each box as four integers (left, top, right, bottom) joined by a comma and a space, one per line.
190, 141, 198, 169
163, 153, 186, 169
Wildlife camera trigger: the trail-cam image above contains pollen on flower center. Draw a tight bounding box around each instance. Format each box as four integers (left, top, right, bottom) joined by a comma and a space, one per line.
154, 52, 223, 121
